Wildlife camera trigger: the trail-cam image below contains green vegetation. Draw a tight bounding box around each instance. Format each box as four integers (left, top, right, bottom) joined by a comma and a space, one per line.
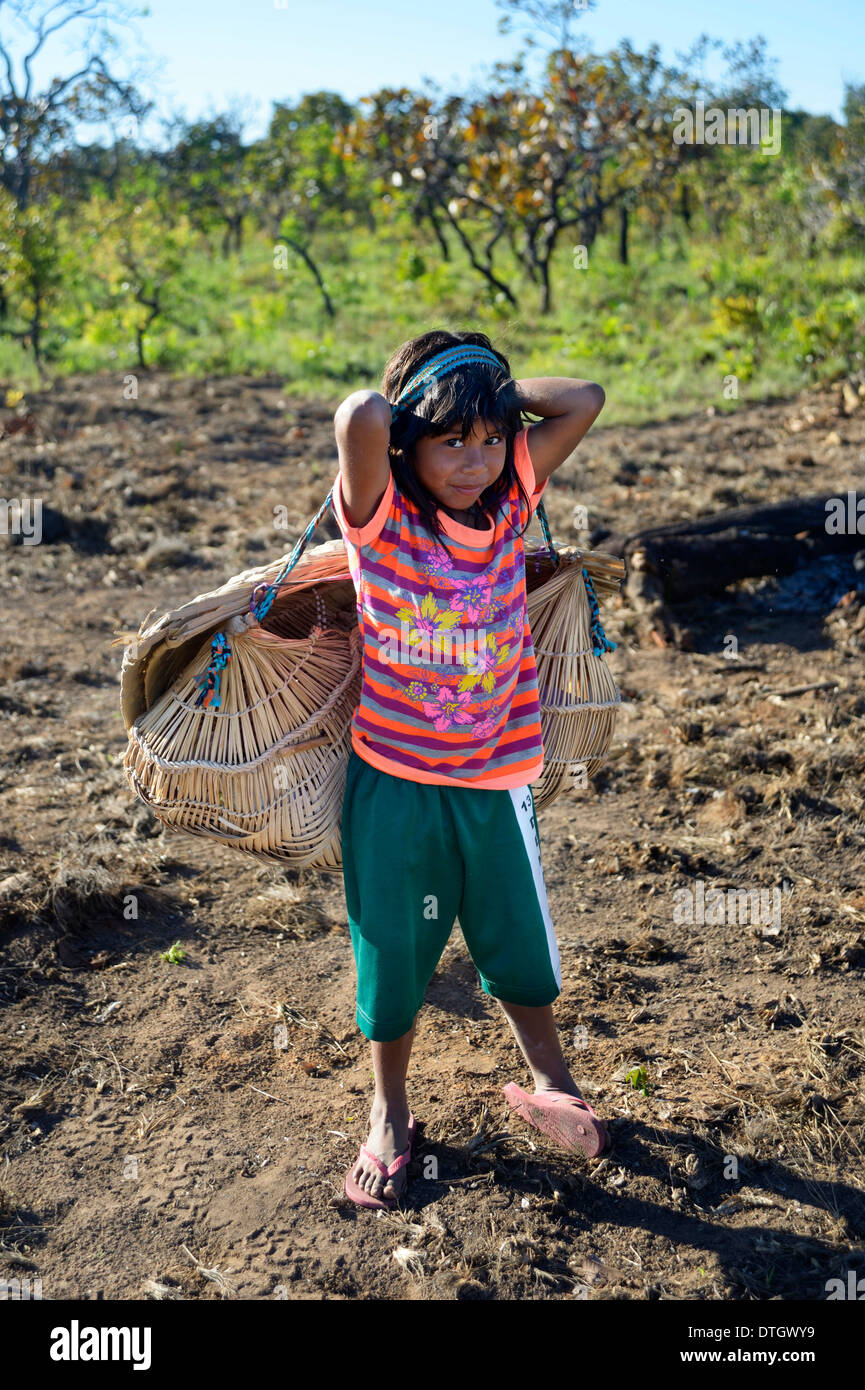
625, 1065, 653, 1097
159, 942, 186, 965
1, 3, 863, 424
2, 199, 861, 426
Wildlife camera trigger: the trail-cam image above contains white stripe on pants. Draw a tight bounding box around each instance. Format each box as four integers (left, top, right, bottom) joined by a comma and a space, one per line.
507, 785, 562, 990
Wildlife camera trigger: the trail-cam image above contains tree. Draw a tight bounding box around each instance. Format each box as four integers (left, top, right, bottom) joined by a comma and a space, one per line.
161, 110, 256, 256
667, 33, 789, 245
249, 92, 364, 317
494, 0, 596, 58
0, 188, 69, 368
48, 135, 149, 203
461, 44, 683, 305
346, 42, 686, 313
806, 82, 865, 245
74, 186, 196, 368
0, 0, 150, 209
342, 83, 521, 306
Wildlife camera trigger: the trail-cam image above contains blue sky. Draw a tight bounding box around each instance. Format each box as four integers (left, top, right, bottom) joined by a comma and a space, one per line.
8, 0, 864, 145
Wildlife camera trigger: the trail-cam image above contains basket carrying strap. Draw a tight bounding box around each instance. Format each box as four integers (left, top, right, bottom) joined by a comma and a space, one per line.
247, 488, 336, 622
194, 487, 335, 710
535, 497, 616, 658
580, 565, 617, 657
194, 487, 614, 709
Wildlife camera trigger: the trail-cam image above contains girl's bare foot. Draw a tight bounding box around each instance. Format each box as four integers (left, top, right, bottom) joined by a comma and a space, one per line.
349, 1099, 411, 1204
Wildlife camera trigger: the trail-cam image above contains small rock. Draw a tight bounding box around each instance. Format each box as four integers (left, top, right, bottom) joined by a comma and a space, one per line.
697, 788, 748, 827
0, 872, 35, 900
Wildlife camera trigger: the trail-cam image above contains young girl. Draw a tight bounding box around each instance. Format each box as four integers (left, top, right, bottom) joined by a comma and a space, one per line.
331, 329, 607, 1209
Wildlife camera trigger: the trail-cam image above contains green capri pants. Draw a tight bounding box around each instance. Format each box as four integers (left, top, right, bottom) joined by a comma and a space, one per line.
340, 747, 562, 1042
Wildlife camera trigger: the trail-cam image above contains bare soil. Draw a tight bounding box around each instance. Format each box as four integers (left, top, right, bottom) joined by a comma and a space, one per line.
1, 369, 864, 1302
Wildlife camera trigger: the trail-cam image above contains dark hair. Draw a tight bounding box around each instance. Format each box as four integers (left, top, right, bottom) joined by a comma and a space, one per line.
381, 328, 533, 561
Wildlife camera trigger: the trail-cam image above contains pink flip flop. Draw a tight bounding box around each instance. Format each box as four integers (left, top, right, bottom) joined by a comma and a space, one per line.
344, 1113, 417, 1210
503, 1083, 608, 1158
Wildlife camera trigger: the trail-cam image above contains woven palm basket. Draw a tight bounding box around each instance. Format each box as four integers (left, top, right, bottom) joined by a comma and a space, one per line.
115, 488, 624, 872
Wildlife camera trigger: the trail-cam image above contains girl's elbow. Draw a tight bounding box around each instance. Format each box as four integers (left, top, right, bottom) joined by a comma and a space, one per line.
335, 390, 391, 428
335, 390, 369, 422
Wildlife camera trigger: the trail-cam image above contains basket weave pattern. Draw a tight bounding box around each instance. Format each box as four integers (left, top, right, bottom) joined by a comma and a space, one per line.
118, 518, 624, 871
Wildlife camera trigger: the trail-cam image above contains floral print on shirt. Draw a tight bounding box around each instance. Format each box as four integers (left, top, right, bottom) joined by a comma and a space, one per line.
394, 589, 463, 646
416, 539, 455, 578
383, 518, 529, 736
395, 574, 520, 730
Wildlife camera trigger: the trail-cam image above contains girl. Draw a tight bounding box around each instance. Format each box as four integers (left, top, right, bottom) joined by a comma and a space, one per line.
331, 329, 607, 1209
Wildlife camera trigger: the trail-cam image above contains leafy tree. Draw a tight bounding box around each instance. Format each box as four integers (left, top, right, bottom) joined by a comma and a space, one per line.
0, 189, 69, 367
667, 33, 789, 244
807, 82, 865, 244
74, 188, 196, 368
48, 135, 151, 203
250, 92, 364, 316
161, 109, 257, 256
461, 44, 683, 304
344, 83, 523, 306
344, 87, 467, 268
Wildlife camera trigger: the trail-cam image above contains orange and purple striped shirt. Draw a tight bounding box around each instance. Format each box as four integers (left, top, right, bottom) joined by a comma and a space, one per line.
331, 425, 549, 788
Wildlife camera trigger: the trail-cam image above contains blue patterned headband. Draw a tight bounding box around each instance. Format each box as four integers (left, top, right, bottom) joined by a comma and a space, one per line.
389, 345, 507, 419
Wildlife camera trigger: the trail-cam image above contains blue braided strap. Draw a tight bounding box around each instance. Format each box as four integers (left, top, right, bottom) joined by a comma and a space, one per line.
535, 501, 615, 656
536, 498, 559, 570
194, 487, 335, 713
194, 630, 231, 710
581, 566, 617, 657
250, 486, 335, 622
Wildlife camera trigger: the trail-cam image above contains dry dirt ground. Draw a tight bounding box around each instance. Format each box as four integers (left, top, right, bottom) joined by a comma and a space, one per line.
1, 369, 864, 1302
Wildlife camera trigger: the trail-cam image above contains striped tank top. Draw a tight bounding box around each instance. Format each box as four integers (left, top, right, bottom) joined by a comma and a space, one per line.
330, 426, 549, 788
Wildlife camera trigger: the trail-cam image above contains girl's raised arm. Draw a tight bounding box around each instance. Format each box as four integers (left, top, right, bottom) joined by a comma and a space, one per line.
515, 378, 605, 487
333, 390, 392, 530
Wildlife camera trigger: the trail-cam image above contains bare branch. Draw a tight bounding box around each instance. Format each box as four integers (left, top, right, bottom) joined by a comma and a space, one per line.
20, 2, 112, 99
